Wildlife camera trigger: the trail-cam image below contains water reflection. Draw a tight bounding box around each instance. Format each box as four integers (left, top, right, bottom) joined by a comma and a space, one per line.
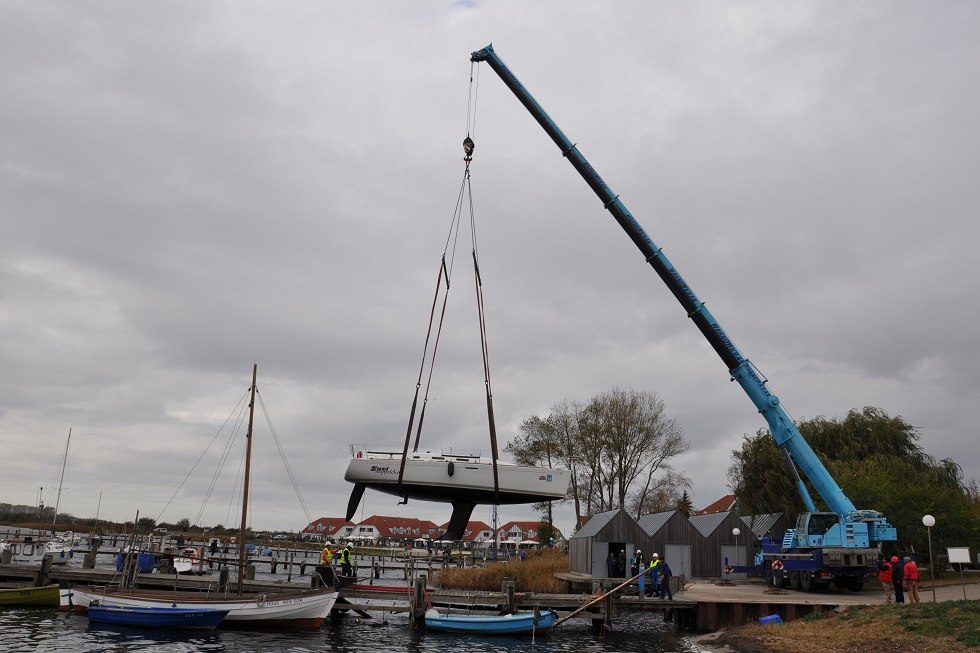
0, 607, 713, 653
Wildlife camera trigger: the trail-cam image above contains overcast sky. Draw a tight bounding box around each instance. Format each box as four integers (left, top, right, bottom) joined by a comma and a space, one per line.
2, 1, 978, 536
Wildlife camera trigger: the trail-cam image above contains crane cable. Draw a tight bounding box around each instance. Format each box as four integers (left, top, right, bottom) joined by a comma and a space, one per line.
397, 62, 500, 500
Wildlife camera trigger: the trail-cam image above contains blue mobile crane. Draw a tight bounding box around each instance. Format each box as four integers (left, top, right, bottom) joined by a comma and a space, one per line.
470, 44, 897, 591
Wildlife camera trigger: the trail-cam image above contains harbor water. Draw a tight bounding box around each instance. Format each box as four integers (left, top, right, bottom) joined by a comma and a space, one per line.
1, 539, 714, 652
0, 606, 712, 653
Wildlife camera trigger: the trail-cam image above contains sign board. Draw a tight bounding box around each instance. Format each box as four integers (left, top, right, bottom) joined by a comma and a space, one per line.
948, 547, 971, 564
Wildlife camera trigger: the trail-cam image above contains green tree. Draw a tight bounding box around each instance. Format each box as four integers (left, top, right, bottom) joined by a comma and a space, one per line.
728, 406, 980, 556
675, 489, 695, 516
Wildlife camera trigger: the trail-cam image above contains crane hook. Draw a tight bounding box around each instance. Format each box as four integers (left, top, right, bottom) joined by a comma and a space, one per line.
463, 136, 475, 161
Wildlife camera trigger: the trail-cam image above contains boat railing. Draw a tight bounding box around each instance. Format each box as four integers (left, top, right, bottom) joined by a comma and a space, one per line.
350, 444, 488, 463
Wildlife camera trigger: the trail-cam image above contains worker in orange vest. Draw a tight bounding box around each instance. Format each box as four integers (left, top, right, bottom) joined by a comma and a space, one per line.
904, 556, 921, 603
878, 555, 893, 603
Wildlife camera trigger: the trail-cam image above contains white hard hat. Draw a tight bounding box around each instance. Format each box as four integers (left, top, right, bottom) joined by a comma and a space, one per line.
652, 552, 659, 558
636, 549, 641, 553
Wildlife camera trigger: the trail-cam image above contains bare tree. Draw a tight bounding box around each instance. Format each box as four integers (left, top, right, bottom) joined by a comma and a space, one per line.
506, 387, 690, 528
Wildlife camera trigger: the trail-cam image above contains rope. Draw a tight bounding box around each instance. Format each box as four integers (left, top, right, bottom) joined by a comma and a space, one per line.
399, 61, 502, 501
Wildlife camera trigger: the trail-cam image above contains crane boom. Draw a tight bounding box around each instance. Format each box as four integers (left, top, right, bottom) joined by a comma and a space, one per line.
471, 44, 895, 549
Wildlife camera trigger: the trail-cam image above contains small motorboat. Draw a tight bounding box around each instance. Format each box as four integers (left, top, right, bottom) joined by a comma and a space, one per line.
0, 584, 61, 608
424, 608, 559, 635
86, 604, 229, 630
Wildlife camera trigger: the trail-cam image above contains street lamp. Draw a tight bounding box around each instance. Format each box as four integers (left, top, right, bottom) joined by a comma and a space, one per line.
732, 527, 741, 582
922, 515, 936, 603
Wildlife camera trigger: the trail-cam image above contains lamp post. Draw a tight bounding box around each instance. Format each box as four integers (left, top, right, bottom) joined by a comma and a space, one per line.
732, 527, 741, 582
922, 515, 936, 602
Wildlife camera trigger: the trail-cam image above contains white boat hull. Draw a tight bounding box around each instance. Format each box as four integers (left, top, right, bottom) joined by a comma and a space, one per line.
66, 586, 337, 629
344, 451, 569, 505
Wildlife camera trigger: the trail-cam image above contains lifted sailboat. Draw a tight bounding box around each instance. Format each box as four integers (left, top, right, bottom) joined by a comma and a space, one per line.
344, 446, 569, 540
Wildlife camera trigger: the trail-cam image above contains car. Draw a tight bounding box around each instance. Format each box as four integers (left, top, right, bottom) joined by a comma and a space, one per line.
272, 534, 288, 540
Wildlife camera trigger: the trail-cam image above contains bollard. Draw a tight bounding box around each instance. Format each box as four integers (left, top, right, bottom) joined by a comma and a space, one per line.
244, 564, 256, 581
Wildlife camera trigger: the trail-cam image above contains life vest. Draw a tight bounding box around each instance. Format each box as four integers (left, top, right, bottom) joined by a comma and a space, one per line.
879, 561, 892, 582
320, 547, 332, 564
341, 547, 351, 564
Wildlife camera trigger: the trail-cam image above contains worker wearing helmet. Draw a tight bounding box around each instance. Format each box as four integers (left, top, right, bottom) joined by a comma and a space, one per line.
340, 542, 353, 578
647, 553, 662, 598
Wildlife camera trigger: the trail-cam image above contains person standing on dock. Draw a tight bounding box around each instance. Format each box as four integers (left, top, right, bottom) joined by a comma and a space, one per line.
631, 549, 644, 577
648, 553, 662, 597
659, 558, 673, 599
320, 544, 332, 566
340, 542, 353, 577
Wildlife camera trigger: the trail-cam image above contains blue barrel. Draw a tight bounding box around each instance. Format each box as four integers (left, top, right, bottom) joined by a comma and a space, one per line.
115, 552, 125, 571
137, 552, 156, 573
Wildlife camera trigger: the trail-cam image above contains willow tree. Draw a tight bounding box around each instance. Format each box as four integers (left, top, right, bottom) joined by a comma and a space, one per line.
728, 406, 980, 555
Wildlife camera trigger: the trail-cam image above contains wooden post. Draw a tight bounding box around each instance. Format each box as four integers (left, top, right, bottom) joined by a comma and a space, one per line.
411, 575, 428, 628
501, 578, 516, 613
83, 536, 101, 569
603, 580, 615, 629
35, 554, 53, 587
218, 566, 229, 593
244, 563, 256, 581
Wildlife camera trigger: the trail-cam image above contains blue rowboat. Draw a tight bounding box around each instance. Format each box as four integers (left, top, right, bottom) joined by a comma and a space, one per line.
424, 608, 558, 635
87, 604, 229, 629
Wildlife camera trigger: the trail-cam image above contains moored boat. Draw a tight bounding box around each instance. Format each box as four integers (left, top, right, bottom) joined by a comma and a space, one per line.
0, 537, 71, 566
0, 584, 61, 608
424, 608, 559, 635
86, 604, 229, 629
65, 365, 337, 629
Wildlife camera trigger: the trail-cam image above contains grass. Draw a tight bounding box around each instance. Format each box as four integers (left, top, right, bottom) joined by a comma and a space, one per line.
714, 600, 980, 653
433, 548, 569, 594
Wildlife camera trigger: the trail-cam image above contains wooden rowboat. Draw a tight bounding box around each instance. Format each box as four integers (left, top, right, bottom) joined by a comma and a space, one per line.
87, 604, 229, 629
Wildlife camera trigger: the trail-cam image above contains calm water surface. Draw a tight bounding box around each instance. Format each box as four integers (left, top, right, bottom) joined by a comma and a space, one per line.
1, 607, 714, 653
0, 547, 716, 652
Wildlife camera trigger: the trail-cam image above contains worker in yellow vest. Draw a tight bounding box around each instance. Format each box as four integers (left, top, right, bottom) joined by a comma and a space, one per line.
648, 553, 663, 598
340, 542, 353, 577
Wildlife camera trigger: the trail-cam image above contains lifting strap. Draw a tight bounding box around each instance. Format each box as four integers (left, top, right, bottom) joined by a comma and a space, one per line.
397, 62, 500, 500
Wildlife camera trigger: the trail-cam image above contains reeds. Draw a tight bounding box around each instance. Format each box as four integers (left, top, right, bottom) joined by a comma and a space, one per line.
434, 548, 569, 593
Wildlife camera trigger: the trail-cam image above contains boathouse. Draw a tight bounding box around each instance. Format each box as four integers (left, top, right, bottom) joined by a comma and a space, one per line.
568, 509, 649, 578
689, 510, 750, 579
637, 509, 704, 581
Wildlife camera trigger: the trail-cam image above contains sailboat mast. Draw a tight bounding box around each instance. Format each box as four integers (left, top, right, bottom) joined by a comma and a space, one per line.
237, 364, 258, 593
53, 427, 72, 533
